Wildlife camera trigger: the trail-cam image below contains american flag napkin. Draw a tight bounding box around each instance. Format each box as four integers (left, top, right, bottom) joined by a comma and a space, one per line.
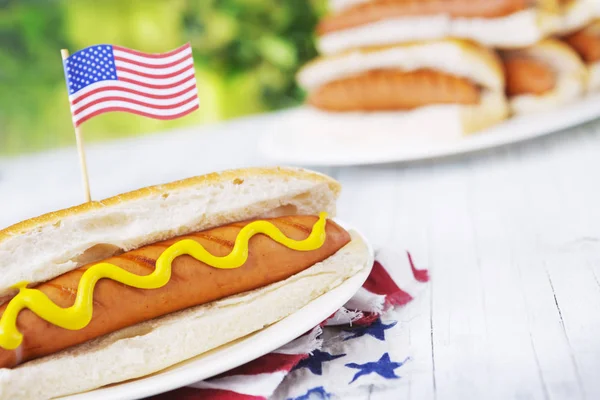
149, 249, 429, 399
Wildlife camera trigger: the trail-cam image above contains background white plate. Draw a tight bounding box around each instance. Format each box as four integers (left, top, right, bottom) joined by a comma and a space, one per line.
60, 220, 374, 400
259, 93, 600, 166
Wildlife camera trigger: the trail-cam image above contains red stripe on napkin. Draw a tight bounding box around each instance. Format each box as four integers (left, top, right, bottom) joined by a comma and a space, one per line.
149, 387, 264, 400
212, 353, 308, 378
408, 251, 430, 282
363, 261, 414, 306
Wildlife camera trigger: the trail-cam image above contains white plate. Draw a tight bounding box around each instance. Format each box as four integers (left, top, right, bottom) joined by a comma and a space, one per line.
61, 220, 374, 400
259, 93, 600, 166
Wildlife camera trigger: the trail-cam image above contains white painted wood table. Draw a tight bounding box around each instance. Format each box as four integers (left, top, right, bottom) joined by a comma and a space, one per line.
2, 113, 600, 400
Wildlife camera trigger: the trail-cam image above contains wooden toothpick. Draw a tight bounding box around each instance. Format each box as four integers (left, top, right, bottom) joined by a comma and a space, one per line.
61, 49, 92, 203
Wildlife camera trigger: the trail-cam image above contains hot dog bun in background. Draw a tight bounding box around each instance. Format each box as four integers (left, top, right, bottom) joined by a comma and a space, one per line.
563, 20, 600, 91
501, 39, 587, 115
316, 0, 561, 55
0, 167, 372, 399
296, 39, 508, 139
552, 0, 596, 35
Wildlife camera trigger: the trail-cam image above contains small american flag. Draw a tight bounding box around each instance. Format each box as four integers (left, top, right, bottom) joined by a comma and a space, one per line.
63, 43, 199, 127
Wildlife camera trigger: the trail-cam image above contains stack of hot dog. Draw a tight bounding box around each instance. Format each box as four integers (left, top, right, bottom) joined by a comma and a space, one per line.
296, 0, 600, 140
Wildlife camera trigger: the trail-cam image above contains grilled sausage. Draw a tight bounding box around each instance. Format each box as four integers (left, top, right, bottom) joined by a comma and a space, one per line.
308, 69, 480, 111
564, 29, 600, 63
0, 215, 350, 369
504, 57, 556, 96
317, 0, 530, 35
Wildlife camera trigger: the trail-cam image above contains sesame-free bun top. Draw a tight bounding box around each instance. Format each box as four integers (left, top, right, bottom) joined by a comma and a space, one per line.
0, 167, 341, 300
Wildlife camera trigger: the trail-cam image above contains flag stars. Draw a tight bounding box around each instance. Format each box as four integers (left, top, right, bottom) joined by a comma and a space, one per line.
294, 350, 346, 375
342, 319, 398, 342
63, 44, 118, 94
345, 353, 408, 384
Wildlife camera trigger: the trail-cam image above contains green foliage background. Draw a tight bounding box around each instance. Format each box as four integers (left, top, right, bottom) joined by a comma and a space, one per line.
0, 0, 326, 155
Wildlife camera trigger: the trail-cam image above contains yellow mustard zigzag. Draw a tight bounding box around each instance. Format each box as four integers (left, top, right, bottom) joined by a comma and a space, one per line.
0, 212, 328, 350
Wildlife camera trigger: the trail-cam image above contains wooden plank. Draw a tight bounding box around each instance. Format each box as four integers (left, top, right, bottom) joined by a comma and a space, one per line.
389, 165, 435, 400
467, 148, 561, 400
424, 161, 493, 399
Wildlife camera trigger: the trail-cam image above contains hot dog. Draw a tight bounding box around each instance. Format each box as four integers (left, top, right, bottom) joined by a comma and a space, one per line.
504, 57, 556, 96
564, 29, 600, 62
562, 21, 600, 91
317, 0, 530, 35
308, 69, 480, 112
297, 40, 508, 136
316, 0, 559, 54
500, 39, 587, 114
0, 167, 372, 400
0, 215, 350, 370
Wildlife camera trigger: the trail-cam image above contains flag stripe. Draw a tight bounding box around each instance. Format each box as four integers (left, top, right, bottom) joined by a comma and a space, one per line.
68, 76, 197, 101
74, 102, 198, 126
114, 58, 193, 76
112, 47, 192, 66
73, 93, 198, 116
407, 252, 430, 282
70, 84, 197, 107
114, 54, 192, 70
116, 62, 194, 80
75, 98, 198, 120
114, 56, 193, 76
117, 68, 196, 86
113, 43, 191, 59
189, 372, 287, 397
150, 387, 265, 400
211, 354, 308, 379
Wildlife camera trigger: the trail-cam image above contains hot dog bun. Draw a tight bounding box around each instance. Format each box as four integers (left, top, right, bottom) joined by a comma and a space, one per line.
552, 0, 596, 35
299, 40, 504, 92
562, 20, 600, 91
317, 0, 559, 54
0, 167, 373, 399
0, 167, 341, 301
590, 60, 600, 91
296, 40, 508, 137
501, 39, 587, 115
0, 234, 369, 400
0, 215, 352, 370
